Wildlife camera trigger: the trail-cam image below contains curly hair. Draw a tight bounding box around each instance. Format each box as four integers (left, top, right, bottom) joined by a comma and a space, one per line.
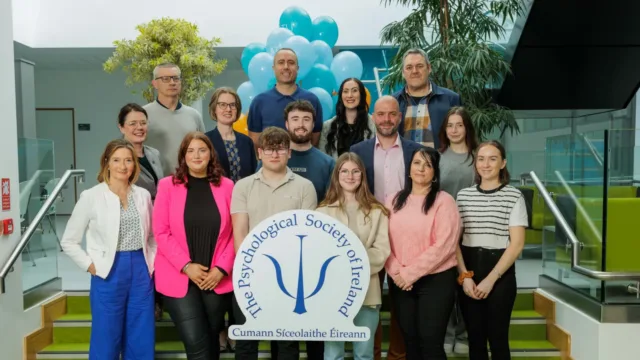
172, 132, 224, 186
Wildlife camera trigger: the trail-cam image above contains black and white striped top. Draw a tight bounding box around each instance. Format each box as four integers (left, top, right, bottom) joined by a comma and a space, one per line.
456, 184, 528, 249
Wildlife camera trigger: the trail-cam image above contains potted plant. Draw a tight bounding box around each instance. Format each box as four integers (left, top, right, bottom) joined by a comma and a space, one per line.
380, 0, 524, 139
103, 17, 227, 105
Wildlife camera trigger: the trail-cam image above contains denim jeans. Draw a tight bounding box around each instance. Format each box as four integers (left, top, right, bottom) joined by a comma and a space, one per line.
324, 305, 380, 360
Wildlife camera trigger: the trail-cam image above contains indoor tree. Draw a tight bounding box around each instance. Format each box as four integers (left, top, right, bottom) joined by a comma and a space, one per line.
380, 0, 524, 139
103, 17, 227, 105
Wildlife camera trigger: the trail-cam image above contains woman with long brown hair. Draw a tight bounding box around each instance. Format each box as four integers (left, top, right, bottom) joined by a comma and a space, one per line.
153, 131, 236, 360
437, 106, 478, 354
456, 140, 527, 360
317, 152, 390, 360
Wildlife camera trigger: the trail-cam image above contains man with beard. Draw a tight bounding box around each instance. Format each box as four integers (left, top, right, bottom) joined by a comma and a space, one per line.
258, 100, 335, 205
350, 95, 424, 360
247, 48, 324, 148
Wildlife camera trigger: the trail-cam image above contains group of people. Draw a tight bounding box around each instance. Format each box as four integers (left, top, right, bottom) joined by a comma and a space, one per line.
60, 47, 527, 360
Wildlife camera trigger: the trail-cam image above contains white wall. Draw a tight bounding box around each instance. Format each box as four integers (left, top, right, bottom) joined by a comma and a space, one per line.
15, 0, 411, 48
34, 66, 247, 191
11, 0, 41, 46
0, 0, 29, 358
538, 290, 639, 360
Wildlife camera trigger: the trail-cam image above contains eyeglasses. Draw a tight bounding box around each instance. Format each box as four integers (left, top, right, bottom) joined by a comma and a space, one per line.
125, 121, 148, 128
262, 148, 288, 156
217, 102, 237, 110
339, 169, 362, 177
155, 76, 181, 83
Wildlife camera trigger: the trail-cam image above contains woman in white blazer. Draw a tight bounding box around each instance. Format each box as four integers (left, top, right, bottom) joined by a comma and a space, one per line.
61, 138, 157, 359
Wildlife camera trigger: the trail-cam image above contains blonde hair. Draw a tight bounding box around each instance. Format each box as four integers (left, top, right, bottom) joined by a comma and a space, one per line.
319, 152, 389, 221
97, 139, 140, 184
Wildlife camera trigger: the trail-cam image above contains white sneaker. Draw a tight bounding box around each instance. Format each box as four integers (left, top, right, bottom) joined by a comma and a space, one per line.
444, 343, 454, 354
454, 341, 469, 354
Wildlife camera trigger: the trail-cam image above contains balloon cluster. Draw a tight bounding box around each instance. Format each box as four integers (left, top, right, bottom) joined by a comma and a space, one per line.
234, 6, 368, 134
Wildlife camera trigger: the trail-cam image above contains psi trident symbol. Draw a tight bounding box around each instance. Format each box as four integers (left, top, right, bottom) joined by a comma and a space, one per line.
264, 235, 339, 314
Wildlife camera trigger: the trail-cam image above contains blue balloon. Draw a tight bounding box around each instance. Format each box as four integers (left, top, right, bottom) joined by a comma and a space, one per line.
279, 6, 313, 40
237, 81, 257, 113
312, 16, 339, 48
282, 35, 317, 79
267, 77, 277, 89
330, 51, 364, 86
301, 64, 336, 95
241, 43, 267, 75
308, 87, 334, 122
311, 40, 333, 67
331, 93, 339, 117
266, 28, 294, 55
247, 52, 275, 93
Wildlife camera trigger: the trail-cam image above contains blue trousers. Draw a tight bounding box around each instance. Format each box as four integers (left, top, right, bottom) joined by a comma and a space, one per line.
89, 250, 155, 359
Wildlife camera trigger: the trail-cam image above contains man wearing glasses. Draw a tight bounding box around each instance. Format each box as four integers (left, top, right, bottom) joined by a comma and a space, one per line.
230, 126, 317, 360
144, 63, 206, 175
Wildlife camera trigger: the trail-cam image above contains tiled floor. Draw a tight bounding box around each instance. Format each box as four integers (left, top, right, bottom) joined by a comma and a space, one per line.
23, 216, 546, 292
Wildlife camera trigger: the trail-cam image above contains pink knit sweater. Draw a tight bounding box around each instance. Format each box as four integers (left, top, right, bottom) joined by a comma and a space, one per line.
385, 191, 461, 285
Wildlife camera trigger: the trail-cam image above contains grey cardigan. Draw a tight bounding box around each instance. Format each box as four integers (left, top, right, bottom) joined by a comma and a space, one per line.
136, 145, 164, 200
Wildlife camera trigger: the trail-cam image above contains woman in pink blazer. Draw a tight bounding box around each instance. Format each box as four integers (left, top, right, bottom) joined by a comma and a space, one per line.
153, 131, 235, 360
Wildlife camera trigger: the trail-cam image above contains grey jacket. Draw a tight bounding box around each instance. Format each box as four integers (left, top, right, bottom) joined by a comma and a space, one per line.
136, 145, 164, 200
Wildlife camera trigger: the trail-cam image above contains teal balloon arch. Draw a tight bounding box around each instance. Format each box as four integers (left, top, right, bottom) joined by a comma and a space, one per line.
238, 6, 365, 122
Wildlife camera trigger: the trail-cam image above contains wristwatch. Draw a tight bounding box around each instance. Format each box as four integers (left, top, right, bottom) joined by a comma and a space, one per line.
457, 271, 474, 285
182, 262, 191, 273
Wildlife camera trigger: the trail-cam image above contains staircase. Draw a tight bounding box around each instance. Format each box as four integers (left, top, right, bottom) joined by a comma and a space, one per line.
36, 289, 562, 359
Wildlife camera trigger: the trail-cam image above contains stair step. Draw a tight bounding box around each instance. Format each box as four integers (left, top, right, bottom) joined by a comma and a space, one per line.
63, 290, 538, 314
37, 340, 561, 359
55, 309, 545, 325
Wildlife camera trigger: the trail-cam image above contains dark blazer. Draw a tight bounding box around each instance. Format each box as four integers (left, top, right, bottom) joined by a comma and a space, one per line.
350, 136, 425, 191
205, 128, 258, 182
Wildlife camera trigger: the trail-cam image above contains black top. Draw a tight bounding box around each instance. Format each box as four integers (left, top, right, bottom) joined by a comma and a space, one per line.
184, 175, 221, 270
138, 156, 158, 185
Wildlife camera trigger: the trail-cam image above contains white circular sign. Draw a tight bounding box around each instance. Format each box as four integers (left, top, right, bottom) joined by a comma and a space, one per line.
230, 209, 371, 341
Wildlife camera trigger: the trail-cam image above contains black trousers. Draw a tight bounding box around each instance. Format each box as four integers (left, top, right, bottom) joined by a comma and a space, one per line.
232, 295, 300, 360
458, 246, 517, 360
390, 267, 457, 360
271, 341, 323, 360
164, 283, 230, 360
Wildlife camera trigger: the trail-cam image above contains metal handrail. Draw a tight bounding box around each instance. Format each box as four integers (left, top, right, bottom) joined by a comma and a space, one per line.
553, 170, 602, 244
0, 169, 85, 294
529, 170, 640, 281
579, 133, 604, 169
373, 67, 387, 98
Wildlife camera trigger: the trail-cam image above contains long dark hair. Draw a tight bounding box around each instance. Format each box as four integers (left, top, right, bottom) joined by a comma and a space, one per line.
475, 140, 510, 185
173, 132, 224, 186
325, 78, 372, 156
437, 106, 478, 163
392, 148, 441, 214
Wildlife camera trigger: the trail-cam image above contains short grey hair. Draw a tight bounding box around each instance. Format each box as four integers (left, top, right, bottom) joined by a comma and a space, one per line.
153, 63, 181, 79
402, 48, 430, 66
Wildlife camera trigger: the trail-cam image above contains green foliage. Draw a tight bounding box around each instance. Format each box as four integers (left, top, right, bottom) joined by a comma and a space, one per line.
103, 17, 227, 105
380, 0, 524, 140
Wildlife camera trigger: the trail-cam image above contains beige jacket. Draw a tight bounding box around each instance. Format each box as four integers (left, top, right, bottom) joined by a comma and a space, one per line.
316, 202, 390, 306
